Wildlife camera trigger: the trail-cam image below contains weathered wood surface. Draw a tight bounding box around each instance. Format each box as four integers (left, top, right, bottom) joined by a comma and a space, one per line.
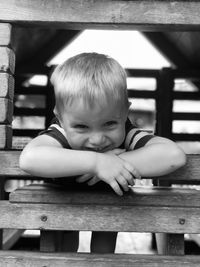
9, 184, 200, 208
0, 152, 199, 181
1, 251, 200, 267
0, 98, 13, 123
1, 1, 200, 30
0, 47, 15, 73
0, 126, 12, 149
0, 23, 11, 45
0, 200, 200, 233
0, 73, 14, 99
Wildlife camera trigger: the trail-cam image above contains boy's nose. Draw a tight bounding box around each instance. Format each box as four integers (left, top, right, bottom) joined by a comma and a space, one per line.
89, 133, 106, 146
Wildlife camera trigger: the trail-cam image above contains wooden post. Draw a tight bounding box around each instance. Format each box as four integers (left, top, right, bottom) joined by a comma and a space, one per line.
45, 71, 55, 128
155, 68, 184, 255
0, 23, 15, 249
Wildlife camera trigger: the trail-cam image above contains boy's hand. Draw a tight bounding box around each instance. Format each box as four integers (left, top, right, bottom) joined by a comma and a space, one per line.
93, 153, 140, 196
76, 173, 100, 185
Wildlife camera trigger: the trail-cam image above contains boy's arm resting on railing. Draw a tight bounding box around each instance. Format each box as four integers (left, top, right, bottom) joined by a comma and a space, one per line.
118, 135, 186, 177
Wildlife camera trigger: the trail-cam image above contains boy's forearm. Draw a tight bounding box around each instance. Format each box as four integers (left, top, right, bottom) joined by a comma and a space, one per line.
20, 146, 97, 178
119, 144, 186, 177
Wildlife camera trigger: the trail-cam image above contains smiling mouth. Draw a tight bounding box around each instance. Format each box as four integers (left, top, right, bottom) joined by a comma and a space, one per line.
85, 146, 110, 152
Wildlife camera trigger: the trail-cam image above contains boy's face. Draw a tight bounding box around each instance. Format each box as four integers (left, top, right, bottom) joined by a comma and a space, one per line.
59, 99, 128, 152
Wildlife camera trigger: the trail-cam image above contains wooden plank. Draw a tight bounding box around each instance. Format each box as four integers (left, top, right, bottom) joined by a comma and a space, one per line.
0, 47, 15, 74
0, 150, 28, 176
173, 91, 200, 101
0, 152, 199, 181
14, 107, 45, 116
1, 1, 200, 30
156, 68, 173, 138
3, 229, 24, 250
15, 85, 46, 95
9, 184, 200, 208
13, 129, 43, 137
1, 251, 200, 267
172, 133, 200, 141
173, 112, 200, 121
0, 98, 13, 123
0, 125, 12, 149
0, 23, 11, 46
0, 73, 14, 99
0, 200, 200, 233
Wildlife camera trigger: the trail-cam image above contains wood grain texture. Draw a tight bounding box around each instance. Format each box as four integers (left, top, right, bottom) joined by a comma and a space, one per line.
1, 1, 200, 30
0, 73, 14, 99
9, 184, 200, 208
0, 125, 12, 149
1, 251, 200, 267
0, 98, 13, 123
0, 47, 15, 73
0, 23, 11, 45
0, 200, 200, 233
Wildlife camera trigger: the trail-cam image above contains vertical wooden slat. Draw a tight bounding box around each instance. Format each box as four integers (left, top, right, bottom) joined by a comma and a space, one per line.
0, 22, 14, 250
45, 73, 55, 128
155, 68, 184, 255
0, 24, 11, 46
155, 67, 174, 138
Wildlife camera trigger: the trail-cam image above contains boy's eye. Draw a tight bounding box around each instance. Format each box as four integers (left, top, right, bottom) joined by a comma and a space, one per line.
104, 121, 117, 127
74, 124, 88, 129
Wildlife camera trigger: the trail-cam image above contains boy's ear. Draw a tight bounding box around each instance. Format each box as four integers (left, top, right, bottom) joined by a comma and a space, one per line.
53, 108, 62, 122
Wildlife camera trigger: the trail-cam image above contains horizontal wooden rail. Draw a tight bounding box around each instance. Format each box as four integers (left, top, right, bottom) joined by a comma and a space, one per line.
0, 152, 199, 181
172, 133, 200, 141
13, 129, 43, 137
173, 92, 200, 101
173, 113, 200, 121
14, 107, 46, 116
15, 86, 47, 95
9, 184, 200, 208
0, 199, 200, 233
1, 251, 200, 267
1, 1, 200, 30
128, 90, 156, 99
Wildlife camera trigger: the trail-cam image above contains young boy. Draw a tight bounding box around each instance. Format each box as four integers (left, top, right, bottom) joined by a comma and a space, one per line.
19, 52, 186, 253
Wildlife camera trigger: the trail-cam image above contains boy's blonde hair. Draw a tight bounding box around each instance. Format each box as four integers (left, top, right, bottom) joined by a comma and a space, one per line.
50, 52, 129, 116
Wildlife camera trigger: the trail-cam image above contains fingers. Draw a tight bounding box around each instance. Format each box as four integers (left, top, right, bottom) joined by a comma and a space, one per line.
87, 176, 100, 186
116, 175, 129, 192
76, 174, 93, 183
124, 162, 141, 180
110, 181, 123, 196
121, 169, 135, 186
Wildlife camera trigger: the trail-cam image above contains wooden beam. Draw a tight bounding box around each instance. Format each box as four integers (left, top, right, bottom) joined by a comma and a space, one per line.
173, 112, 200, 121
0, 23, 11, 46
0, 98, 13, 124
0, 47, 15, 74
0, 200, 200, 233
172, 133, 200, 141
14, 107, 46, 116
0, 73, 14, 99
1, 1, 200, 30
9, 184, 200, 208
1, 251, 200, 267
0, 126, 12, 149
13, 129, 43, 137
